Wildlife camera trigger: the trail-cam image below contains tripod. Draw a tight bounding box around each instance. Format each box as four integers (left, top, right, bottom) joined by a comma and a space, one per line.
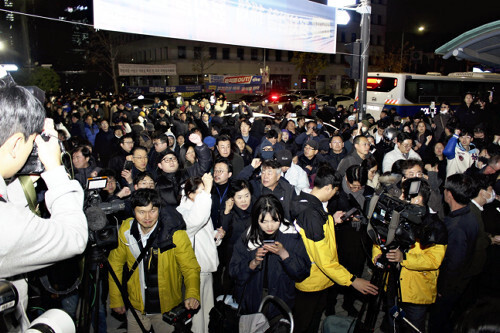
354, 248, 422, 333
77, 246, 109, 333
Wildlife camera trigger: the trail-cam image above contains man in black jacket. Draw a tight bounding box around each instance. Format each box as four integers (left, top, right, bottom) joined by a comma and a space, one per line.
323, 135, 348, 170
429, 174, 479, 333
107, 134, 134, 175
237, 159, 298, 223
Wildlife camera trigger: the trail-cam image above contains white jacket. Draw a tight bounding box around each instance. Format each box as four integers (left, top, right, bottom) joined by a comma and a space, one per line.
382, 145, 421, 173
283, 162, 310, 194
176, 191, 219, 273
0, 166, 88, 332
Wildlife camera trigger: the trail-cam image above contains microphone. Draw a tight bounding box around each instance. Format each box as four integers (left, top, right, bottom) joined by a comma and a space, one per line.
84, 206, 108, 232
389, 306, 422, 333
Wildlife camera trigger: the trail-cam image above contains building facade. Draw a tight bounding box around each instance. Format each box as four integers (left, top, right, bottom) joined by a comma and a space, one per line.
115, 0, 387, 95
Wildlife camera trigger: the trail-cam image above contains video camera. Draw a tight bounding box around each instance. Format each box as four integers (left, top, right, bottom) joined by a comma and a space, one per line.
163, 302, 198, 332
0, 280, 75, 333
84, 177, 124, 251
364, 188, 426, 268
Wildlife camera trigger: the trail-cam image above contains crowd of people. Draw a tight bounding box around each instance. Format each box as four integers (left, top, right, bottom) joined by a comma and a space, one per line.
39, 90, 500, 332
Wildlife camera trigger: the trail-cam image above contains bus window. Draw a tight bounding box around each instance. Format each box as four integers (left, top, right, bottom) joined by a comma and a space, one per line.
367, 77, 397, 92
406, 80, 437, 103
436, 81, 460, 103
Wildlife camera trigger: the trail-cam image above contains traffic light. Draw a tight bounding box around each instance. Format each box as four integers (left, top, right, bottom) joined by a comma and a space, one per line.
345, 41, 361, 80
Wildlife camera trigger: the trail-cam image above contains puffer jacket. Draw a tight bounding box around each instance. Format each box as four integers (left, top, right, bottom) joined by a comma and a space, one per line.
229, 224, 310, 316
373, 242, 446, 304
294, 192, 354, 292
108, 216, 200, 314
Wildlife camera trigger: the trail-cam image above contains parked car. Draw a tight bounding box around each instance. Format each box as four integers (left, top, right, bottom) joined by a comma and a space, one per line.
254, 94, 304, 114
334, 95, 355, 111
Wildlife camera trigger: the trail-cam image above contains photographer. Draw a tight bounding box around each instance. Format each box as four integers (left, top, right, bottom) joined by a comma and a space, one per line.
0, 81, 88, 330
108, 189, 200, 333
373, 178, 447, 333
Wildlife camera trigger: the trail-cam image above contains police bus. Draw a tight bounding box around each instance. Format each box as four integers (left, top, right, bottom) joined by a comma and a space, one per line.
355, 72, 500, 119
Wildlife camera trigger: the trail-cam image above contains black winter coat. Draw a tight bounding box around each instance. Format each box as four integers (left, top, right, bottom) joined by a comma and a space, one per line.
229, 226, 310, 317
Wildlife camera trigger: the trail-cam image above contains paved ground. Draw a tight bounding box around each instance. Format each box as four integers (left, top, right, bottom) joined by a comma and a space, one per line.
103, 268, 386, 332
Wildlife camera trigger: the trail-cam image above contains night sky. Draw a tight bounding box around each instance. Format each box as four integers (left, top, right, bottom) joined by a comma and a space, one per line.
386, 0, 500, 52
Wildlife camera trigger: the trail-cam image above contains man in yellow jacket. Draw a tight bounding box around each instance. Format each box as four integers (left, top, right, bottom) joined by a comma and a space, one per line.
373, 178, 447, 332
108, 189, 201, 333
293, 165, 378, 333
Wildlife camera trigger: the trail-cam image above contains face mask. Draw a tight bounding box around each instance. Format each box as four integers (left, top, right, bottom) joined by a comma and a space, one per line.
261, 151, 274, 160
485, 189, 496, 204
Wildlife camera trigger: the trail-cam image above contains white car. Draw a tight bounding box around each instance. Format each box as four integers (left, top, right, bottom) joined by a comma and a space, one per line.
334, 95, 355, 111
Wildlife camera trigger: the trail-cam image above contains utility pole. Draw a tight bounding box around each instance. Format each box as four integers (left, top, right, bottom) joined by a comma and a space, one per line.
357, 0, 371, 121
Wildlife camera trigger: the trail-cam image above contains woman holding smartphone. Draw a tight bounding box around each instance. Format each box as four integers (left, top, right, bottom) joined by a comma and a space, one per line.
229, 195, 311, 321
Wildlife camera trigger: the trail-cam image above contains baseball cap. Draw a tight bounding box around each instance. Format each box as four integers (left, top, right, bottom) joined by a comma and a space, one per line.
275, 150, 292, 167
305, 139, 319, 150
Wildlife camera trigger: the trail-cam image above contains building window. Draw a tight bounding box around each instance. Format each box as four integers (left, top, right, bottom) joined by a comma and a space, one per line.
340, 55, 346, 64
351, 33, 357, 42
370, 34, 373, 45
237, 48, 244, 60
222, 48, 230, 60
276, 50, 282, 62
329, 54, 335, 64
288, 51, 294, 61
163, 47, 168, 60
341, 32, 346, 42
264, 49, 269, 61
377, 35, 382, 46
194, 47, 201, 59
209, 47, 217, 60
251, 48, 259, 61
378, 15, 382, 25
178, 46, 186, 59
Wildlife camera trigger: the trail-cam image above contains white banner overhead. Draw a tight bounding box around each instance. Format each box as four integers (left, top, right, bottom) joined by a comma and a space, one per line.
118, 64, 177, 76
95, 0, 337, 54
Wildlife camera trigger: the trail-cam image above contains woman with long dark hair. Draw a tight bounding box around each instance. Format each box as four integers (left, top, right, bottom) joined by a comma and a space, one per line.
229, 194, 310, 319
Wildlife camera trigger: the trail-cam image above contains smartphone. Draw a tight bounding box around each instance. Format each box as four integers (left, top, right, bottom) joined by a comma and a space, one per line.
123, 160, 134, 171
263, 240, 275, 244
409, 180, 421, 196
341, 208, 359, 222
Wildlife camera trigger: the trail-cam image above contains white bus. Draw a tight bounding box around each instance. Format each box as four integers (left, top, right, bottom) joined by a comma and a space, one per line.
355, 72, 500, 119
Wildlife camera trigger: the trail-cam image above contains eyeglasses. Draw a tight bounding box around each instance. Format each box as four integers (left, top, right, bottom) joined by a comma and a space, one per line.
405, 172, 423, 178
162, 156, 178, 163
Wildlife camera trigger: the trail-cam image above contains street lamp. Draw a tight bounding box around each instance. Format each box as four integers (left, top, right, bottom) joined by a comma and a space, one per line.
400, 26, 426, 72
0, 41, 5, 51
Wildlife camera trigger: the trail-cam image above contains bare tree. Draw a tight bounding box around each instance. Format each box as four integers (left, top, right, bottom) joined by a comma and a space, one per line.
375, 44, 415, 73
192, 45, 215, 88
291, 52, 328, 89
87, 30, 120, 94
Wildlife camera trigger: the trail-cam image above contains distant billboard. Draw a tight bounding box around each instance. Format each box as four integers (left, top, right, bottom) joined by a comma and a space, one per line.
94, 0, 337, 54
118, 64, 177, 76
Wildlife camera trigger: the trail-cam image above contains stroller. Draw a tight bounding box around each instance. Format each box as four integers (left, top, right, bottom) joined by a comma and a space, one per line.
239, 295, 294, 333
